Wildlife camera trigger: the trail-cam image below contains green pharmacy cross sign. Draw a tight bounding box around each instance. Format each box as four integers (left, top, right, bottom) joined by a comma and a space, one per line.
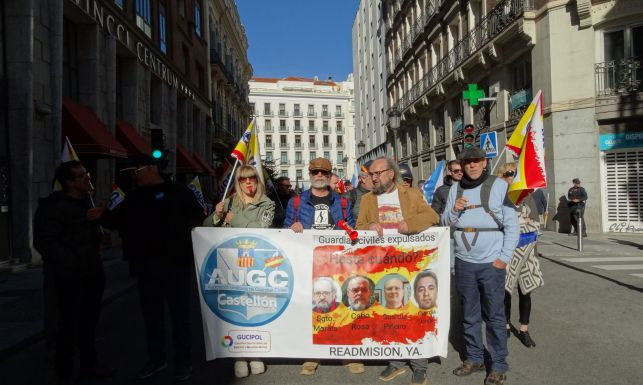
463, 84, 485, 106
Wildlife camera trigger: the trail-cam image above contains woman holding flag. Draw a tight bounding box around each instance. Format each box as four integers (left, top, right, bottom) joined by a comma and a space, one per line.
203, 165, 274, 377
497, 163, 543, 348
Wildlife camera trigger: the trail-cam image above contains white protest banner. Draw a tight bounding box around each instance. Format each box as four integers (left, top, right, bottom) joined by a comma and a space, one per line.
192, 227, 450, 360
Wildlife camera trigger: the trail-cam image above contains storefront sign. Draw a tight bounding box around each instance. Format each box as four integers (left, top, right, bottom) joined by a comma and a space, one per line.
68, 0, 196, 100
599, 132, 643, 151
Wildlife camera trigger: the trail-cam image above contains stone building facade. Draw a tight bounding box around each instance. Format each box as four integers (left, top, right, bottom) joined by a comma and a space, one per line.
249, 76, 357, 189
382, 0, 642, 233
0, 0, 250, 267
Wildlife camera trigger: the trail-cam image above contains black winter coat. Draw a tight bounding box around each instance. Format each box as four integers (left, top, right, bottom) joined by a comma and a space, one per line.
431, 176, 454, 215
33, 192, 103, 278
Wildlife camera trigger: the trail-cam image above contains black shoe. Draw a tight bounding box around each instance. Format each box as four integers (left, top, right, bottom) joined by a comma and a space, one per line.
137, 361, 168, 380
518, 331, 536, 347
174, 364, 192, 382
582, 233, 588, 238
379, 365, 406, 381
485, 371, 507, 385
453, 361, 485, 376
411, 369, 427, 385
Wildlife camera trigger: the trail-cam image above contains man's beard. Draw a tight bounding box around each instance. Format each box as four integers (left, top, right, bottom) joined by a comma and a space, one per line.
349, 299, 368, 310
315, 300, 331, 312
312, 180, 329, 189
372, 180, 393, 195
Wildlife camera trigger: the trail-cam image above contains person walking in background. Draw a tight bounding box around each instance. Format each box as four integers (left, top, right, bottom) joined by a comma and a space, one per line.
431, 160, 463, 216
442, 148, 519, 385
346, 160, 373, 222
399, 163, 414, 189
497, 163, 543, 348
531, 189, 547, 231
568, 178, 587, 237
100, 155, 204, 382
34, 160, 115, 385
204, 165, 274, 377
267, 176, 294, 228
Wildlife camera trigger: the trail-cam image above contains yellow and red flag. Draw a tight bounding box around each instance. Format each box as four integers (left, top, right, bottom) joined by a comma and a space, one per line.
506, 90, 542, 157
54, 137, 81, 191
230, 120, 254, 162
508, 91, 547, 205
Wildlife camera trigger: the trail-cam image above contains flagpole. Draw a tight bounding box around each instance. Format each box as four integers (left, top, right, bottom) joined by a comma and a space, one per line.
490, 146, 507, 174
220, 158, 239, 204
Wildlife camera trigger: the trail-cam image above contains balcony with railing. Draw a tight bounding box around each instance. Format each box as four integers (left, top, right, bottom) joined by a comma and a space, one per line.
595, 58, 642, 97
335, 112, 344, 118
336, 126, 344, 133
321, 111, 331, 118
294, 125, 303, 132
336, 143, 345, 149
278, 110, 289, 117
307, 111, 317, 118
389, 0, 533, 115
264, 125, 274, 133
295, 158, 304, 165
308, 126, 317, 133
293, 109, 303, 117
279, 126, 289, 132
266, 143, 274, 149
294, 142, 304, 149
308, 143, 317, 149
508, 88, 532, 124
323, 142, 331, 149
264, 109, 273, 116
279, 143, 290, 149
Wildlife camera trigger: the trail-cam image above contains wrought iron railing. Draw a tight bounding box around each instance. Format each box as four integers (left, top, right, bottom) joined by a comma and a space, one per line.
595, 58, 642, 96
389, 0, 533, 114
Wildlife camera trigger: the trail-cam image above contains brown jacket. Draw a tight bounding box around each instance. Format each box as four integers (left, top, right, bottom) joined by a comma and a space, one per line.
356, 184, 440, 233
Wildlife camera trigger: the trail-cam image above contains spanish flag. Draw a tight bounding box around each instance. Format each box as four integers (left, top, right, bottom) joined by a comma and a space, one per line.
507, 91, 547, 205
230, 120, 254, 162
506, 90, 542, 157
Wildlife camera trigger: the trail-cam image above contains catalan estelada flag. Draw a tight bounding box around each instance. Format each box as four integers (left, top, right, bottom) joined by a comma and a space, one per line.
508, 90, 547, 205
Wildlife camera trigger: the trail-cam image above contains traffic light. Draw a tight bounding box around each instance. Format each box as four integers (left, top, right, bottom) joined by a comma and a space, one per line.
463, 124, 475, 149
150, 128, 165, 159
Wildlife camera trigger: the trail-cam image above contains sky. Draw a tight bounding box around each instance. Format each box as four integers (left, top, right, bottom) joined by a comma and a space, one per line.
236, 0, 360, 81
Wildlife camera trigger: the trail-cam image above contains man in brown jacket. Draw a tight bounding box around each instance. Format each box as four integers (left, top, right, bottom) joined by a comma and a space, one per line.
355, 157, 439, 385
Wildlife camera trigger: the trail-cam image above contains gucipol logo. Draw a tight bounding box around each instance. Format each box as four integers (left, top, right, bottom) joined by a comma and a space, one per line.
220, 336, 233, 348
200, 236, 293, 327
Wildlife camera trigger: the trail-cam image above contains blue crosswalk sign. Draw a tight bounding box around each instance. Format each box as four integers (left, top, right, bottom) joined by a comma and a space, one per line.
480, 132, 497, 158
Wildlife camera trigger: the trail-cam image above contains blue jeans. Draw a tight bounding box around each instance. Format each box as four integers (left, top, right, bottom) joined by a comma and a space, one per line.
455, 259, 508, 372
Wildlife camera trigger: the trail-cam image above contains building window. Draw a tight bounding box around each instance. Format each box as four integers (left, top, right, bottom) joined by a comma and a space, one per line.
335, 105, 342, 116
337, 151, 344, 164
264, 103, 271, 115
280, 170, 288, 178
307, 104, 315, 117
266, 152, 273, 162
250, 103, 255, 114
324, 151, 330, 159
322, 104, 329, 117
295, 135, 302, 147
308, 120, 315, 130
309, 135, 315, 145
337, 121, 343, 132
279, 103, 286, 116
266, 135, 272, 146
280, 120, 286, 130
294, 104, 301, 116
63, 18, 79, 101
281, 152, 288, 164
296, 170, 302, 179
323, 135, 330, 146
135, 0, 152, 37
337, 136, 343, 146
309, 151, 316, 160
194, 1, 202, 37
294, 120, 301, 131
323, 120, 329, 132
159, 0, 167, 54
264, 119, 271, 131
295, 151, 302, 164
280, 135, 287, 146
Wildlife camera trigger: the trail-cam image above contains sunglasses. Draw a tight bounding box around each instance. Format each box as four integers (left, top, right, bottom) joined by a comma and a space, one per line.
503, 170, 516, 177
310, 170, 330, 176
238, 176, 258, 182
450, 169, 463, 174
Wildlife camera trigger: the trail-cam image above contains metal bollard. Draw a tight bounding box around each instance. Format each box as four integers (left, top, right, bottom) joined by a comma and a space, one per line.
577, 215, 583, 252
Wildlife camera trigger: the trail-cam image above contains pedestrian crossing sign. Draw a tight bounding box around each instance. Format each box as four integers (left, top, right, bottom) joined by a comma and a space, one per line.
480, 132, 497, 158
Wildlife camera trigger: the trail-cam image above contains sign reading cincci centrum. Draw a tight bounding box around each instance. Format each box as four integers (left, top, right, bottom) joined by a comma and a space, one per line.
67, 0, 196, 100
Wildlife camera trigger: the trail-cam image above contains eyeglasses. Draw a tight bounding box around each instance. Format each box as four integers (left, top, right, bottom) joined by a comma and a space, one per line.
450, 169, 463, 174
502, 170, 516, 178
314, 291, 333, 297
310, 170, 330, 176
368, 168, 392, 178
238, 176, 258, 182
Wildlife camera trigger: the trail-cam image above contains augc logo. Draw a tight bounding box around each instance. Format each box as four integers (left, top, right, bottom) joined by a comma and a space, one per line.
220, 336, 233, 348
200, 235, 293, 327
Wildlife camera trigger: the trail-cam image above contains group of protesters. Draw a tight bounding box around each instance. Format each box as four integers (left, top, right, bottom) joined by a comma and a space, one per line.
34, 145, 548, 385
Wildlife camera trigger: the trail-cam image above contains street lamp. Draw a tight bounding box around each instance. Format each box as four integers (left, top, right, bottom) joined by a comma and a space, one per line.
388, 108, 401, 160
357, 140, 365, 157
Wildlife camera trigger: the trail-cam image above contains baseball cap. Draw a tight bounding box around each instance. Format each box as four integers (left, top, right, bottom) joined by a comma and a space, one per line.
399, 163, 413, 180
309, 158, 332, 172
458, 147, 486, 161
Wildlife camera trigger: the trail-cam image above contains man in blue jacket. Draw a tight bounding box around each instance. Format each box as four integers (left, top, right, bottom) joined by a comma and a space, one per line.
283, 157, 356, 376
441, 148, 519, 385
283, 158, 355, 232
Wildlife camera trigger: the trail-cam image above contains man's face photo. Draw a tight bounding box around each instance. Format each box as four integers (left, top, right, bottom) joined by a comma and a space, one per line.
384, 278, 404, 309
347, 277, 372, 311
414, 274, 437, 309
313, 279, 337, 313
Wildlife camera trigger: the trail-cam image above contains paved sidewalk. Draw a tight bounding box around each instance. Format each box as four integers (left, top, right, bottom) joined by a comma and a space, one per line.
0, 247, 135, 361
538, 231, 643, 290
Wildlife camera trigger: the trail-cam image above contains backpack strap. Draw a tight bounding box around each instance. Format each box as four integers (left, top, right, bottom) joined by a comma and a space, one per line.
293, 195, 301, 223
481, 176, 503, 229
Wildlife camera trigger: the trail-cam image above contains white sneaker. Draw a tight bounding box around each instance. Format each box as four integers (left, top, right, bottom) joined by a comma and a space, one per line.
249, 360, 265, 375
234, 360, 249, 378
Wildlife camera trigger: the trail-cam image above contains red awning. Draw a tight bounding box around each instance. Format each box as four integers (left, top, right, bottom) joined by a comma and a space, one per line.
176, 144, 204, 174
192, 153, 216, 176
62, 99, 127, 158
115, 120, 151, 157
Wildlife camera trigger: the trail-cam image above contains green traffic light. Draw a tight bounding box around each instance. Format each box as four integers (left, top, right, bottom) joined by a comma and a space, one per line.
152, 149, 163, 159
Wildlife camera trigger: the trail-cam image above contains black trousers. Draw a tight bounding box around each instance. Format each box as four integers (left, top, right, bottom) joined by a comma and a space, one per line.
504, 287, 531, 326
569, 205, 586, 235
46, 269, 105, 379
135, 257, 192, 366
